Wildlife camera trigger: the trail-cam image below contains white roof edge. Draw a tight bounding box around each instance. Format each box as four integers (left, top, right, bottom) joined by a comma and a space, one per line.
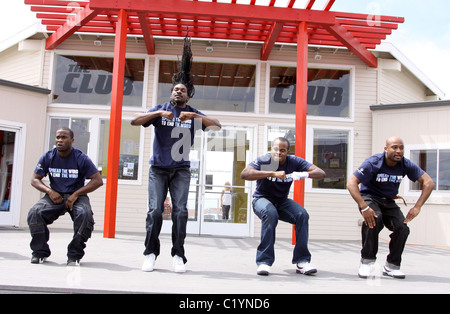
374, 42, 445, 99
0, 22, 46, 52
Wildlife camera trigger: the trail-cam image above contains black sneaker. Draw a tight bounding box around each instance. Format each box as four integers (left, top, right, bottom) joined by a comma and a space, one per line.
31, 256, 46, 264
67, 258, 80, 266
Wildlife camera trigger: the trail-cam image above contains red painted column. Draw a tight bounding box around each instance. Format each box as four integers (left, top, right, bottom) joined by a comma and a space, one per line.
103, 9, 128, 238
293, 21, 308, 245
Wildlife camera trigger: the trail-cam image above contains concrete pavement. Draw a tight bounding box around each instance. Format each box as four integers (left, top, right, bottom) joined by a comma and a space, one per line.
1, 227, 450, 294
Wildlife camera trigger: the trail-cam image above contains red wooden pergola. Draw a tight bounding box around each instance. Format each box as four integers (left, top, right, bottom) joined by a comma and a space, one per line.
25, 0, 404, 239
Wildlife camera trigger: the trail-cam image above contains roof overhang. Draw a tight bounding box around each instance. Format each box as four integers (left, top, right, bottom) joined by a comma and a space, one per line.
375, 42, 445, 99
24, 0, 405, 68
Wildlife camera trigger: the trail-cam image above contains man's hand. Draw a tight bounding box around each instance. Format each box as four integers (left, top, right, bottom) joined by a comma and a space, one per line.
404, 206, 421, 223
48, 189, 63, 205
178, 111, 196, 122
361, 207, 378, 229
66, 194, 79, 211
160, 110, 174, 120
272, 171, 286, 181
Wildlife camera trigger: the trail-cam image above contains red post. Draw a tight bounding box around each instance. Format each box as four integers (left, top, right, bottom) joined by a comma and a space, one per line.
103, 9, 128, 238
292, 21, 308, 245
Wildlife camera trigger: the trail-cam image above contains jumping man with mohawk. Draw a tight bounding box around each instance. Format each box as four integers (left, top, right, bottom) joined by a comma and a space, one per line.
131, 31, 221, 273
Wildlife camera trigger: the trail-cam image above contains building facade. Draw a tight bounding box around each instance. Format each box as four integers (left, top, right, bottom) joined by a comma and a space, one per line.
0, 32, 448, 246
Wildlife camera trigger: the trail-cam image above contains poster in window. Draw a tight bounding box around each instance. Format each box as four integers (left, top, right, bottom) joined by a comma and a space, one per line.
329, 158, 340, 168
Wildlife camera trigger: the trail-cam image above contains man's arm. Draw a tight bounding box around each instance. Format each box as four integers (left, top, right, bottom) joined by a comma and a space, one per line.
179, 111, 222, 130
347, 174, 378, 229
240, 164, 286, 181
130, 110, 173, 126
404, 172, 434, 223
31, 172, 63, 204
304, 164, 326, 180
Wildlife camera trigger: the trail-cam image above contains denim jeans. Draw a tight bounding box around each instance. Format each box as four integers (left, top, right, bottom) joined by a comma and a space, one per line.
144, 166, 190, 263
252, 197, 311, 266
360, 197, 410, 268
27, 194, 94, 260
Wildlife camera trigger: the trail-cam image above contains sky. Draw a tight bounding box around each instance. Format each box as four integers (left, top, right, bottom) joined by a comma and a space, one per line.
1, 0, 449, 99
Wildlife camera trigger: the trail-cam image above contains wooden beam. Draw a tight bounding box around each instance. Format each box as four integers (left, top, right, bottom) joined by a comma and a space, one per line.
323, 0, 336, 11
103, 9, 128, 239
326, 24, 378, 68
137, 12, 155, 55
89, 0, 336, 26
305, 0, 316, 10
292, 21, 309, 245
260, 22, 283, 61
44, 4, 101, 50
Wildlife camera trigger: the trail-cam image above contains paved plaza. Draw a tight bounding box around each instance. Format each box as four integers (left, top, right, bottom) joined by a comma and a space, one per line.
1, 228, 450, 294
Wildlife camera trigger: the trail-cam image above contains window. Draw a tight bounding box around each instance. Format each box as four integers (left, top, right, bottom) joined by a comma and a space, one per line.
312, 129, 349, 189
53, 55, 144, 107
410, 149, 450, 191
98, 119, 141, 180
158, 60, 256, 112
269, 66, 351, 118
267, 126, 350, 190
48, 117, 141, 181
48, 118, 90, 153
267, 126, 296, 154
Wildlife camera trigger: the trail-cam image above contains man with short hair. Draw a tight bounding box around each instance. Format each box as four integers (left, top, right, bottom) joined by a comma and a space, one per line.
240, 137, 326, 276
28, 127, 103, 266
347, 136, 434, 279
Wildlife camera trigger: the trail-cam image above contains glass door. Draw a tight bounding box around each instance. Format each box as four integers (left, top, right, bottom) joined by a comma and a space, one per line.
0, 129, 17, 226
198, 126, 253, 237
160, 126, 254, 237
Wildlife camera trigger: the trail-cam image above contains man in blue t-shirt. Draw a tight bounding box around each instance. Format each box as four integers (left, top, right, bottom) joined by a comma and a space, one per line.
241, 137, 326, 276
28, 127, 103, 266
347, 136, 434, 279
131, 83, 221, 273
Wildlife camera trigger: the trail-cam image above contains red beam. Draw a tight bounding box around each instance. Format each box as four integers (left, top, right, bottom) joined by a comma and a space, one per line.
31, 6, 84, 13
323, 0, 335, 11
25, 0, 88, 7
326, 24, 378, 68
89, 0, 336, 25
337, 18, 400, 30
260, 22, 283, 60
293, 21, 308, 245
287, 0, 296, 8
305, 0, 315, 10
335, 11, 404, 23
44, 4, 101, 50
137, 12, 155, 54
103, 9, 128, 239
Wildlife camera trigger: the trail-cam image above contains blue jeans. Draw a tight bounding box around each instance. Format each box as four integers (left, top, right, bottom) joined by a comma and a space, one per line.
252, 197, 311, 266
144, 166, 190, 263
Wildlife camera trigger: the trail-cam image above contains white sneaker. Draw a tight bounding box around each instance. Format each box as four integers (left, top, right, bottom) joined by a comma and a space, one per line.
173, 255, 186, 273
358, 262, 373, 278
296, 261, 317, 275
257, 264, 271, 276
383, 265, 405, 279
142, 253, 156, 272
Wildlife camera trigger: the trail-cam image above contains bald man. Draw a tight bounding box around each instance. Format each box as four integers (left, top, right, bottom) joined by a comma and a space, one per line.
347, 136, 434, 279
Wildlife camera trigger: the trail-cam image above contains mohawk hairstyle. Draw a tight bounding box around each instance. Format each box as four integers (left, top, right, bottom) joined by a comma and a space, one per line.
172, 29, 195, 99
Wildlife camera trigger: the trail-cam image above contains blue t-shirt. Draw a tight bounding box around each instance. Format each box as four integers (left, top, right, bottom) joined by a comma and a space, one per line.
249, 153, 312, 204
34, 147, 100, 194
142, 102, 206, 168
353, 152, 424, 199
